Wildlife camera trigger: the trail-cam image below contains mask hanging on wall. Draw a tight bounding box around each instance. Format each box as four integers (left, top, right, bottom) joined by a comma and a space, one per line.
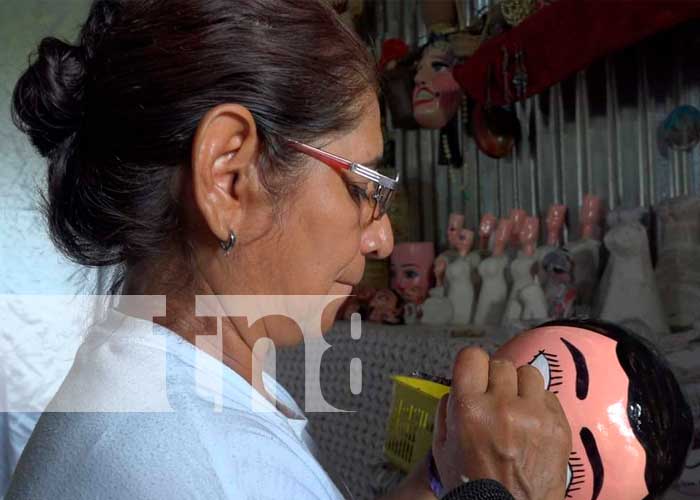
658, 105, 700, 156
381, 41, 420, 130
413, 39, 463, 130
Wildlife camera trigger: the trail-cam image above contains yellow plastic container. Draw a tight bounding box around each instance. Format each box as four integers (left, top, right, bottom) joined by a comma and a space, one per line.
383, 375, 451, 472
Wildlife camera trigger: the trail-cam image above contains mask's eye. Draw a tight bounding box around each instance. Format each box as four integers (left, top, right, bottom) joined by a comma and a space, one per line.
566, 451, 586, 498
431, 61, 451, 72
403, 269, 419, 280
528, 350, 562, 392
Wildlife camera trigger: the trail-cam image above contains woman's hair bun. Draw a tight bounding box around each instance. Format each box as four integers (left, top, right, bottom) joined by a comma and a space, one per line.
12, 37, 87, 158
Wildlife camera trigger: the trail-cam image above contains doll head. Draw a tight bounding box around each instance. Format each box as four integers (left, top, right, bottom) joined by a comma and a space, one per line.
493, 218, 514, 256
413, 39, 462, 129
495, 320, 693, 500
546, 204, 567, 246
519, 216, 540, 256
370, 288, 398, 309
581, 195, 603, 240
447, 213, 466, 250
454, 229, 475, 257
390, 242, 435, 304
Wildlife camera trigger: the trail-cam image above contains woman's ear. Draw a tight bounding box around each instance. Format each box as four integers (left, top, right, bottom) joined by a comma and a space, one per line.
191, 104, 261, 243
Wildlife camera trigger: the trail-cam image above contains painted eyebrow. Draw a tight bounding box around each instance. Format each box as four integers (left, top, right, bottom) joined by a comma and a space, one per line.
561, 337, 589, 400
580, 427, 604, 500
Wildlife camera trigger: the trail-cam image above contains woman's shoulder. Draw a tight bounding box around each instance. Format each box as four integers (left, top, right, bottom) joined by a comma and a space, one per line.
7, 409, 341, 500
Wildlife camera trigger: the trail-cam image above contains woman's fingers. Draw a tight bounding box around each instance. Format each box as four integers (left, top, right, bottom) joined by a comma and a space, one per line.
487, 359, 517, 398
517, 365, 546, 398
451, 347, 490, 398
433, 394, 449, 447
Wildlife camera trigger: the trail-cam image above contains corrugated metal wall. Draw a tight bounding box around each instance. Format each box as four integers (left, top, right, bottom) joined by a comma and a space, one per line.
376, 0, 700, 248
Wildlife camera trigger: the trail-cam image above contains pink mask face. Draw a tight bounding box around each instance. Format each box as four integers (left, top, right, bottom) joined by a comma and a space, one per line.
495, 326, 649, 500
413, 45, 462, 129
447, 213, 466, 250
390, 242, 435, 304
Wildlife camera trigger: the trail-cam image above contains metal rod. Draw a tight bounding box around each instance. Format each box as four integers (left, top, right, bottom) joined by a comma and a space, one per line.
636, 48, 648, 207
605, 57, 618, 209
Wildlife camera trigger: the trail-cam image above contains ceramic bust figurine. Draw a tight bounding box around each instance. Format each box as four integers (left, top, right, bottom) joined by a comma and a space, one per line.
568, 195, 604, 310
503, 217, 548, 324
446, 229, 476, 325
421, 256, 454, 326
390, 242, 435, 306
474, 219, 512, 325
495, 320, 693, 500
509, 208, 527, 254
478, 212, 498, 254
437, 212, 465, 267
594, 221, 669, 340
413, 39, 462, 130
654, 195, 700, 330
543, 248, 577, 320
536, 204, 568, 285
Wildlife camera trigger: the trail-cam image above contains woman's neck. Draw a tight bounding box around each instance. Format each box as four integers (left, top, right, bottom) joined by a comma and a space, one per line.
120, 257, 273, 407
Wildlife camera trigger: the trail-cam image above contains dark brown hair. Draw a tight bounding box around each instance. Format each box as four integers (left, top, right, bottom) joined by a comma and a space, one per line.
12, 0, 377, 282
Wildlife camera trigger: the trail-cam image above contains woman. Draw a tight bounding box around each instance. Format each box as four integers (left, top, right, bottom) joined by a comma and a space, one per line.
8, 1, 570, 499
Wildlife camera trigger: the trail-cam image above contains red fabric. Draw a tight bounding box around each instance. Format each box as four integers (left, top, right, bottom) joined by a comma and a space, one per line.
454, 0, 700, 106
379, 38, 410, 72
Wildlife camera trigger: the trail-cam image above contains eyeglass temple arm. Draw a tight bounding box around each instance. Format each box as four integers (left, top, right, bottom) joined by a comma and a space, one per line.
287, 140, 351, 171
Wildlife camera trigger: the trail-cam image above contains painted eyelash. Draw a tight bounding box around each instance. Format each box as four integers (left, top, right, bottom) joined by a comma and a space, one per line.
534, 350, 564, 394
566, 450, 586, 498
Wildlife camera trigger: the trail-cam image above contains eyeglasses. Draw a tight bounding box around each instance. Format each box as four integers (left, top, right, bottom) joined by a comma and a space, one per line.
287, 139, 400, 221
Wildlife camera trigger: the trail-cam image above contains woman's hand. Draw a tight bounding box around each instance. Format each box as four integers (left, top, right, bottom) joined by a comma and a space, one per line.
432, 347, 571, 500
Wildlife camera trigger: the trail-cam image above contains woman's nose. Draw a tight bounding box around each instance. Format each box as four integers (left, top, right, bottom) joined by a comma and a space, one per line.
360, 214, 394, 260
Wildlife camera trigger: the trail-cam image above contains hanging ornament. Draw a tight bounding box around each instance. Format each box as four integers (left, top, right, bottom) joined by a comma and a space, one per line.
500, 0, 535, 27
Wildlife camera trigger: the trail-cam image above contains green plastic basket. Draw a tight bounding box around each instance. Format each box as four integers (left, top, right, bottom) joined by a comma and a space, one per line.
383, 375, 450, 472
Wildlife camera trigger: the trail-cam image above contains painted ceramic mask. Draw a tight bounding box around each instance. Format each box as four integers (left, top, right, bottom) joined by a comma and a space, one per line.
495, 321, 694, 500
413, 42, 462, 129
390, 242, 435, 304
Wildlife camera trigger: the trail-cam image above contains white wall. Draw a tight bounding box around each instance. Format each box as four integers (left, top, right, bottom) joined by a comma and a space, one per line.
0, 0, 95, 494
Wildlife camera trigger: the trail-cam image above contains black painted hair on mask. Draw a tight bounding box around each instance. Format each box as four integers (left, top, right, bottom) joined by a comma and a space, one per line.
542, 319, 694, 500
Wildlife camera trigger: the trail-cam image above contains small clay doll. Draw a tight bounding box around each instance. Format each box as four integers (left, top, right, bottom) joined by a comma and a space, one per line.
474, 218, 512, 325
421, 255, 454, 326
503, 216, 547, 324
446, 229, 476, 325
535, 204, 567, 285
436, 212, 465, 268
367, 288, 402, 325
543, 248, 577, 319
568, 194, 604, 311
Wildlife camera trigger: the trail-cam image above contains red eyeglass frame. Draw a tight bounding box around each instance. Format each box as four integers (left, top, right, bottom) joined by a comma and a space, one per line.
287, 139, 400, 220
